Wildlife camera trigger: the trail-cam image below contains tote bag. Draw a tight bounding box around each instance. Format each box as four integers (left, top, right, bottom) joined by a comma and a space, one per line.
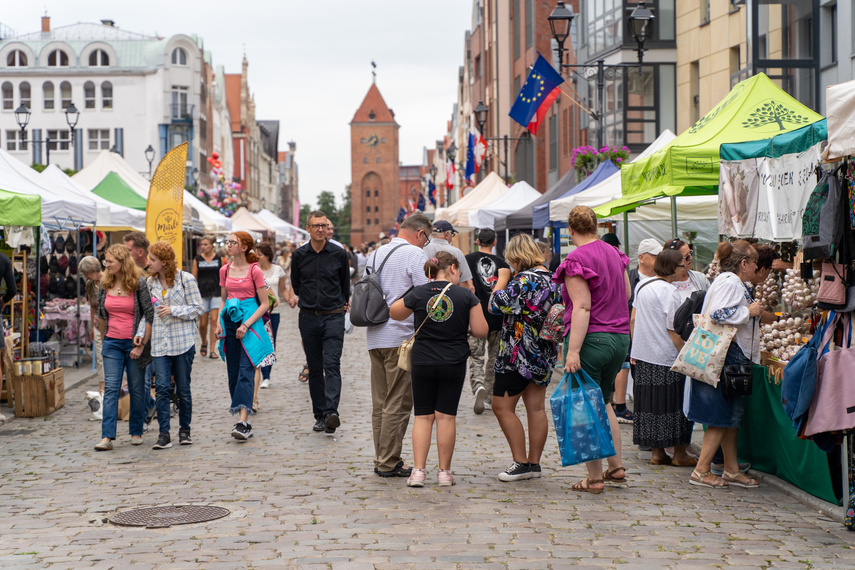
804, 313, 855, 436
550, 369, 616, 467
671, 286, 736, 387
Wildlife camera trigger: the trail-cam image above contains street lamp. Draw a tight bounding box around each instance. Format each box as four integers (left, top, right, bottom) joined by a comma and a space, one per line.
548, 1, 653, 149
474, 101, 525, 185
145, 145, 155, 178
192, 167, 200, 195
14, 102, 81, 166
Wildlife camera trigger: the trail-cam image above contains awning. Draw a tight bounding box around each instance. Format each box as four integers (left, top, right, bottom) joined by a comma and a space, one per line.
91, 171, 148, 211
468, 181, 541, 229
532, 159, 618, 228
0, 188, 41, 226
230, 207, 277, 239
255, 208, 309, 241
434, 172, 508, 228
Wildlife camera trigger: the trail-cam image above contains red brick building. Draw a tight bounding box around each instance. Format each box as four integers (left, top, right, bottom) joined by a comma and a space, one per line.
349, 82, 400, 246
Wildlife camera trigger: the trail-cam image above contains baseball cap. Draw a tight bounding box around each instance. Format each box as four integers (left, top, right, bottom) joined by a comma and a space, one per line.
602, 233, 621, 247
637, 238, 663, 256
432, 220, 458, 235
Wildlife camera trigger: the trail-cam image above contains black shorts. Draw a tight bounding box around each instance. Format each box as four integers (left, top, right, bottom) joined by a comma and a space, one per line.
493, 369, 532, 398
411, 361, 467, 416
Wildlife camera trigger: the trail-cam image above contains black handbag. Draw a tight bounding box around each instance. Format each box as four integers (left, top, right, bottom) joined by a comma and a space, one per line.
721, 317, 754, 398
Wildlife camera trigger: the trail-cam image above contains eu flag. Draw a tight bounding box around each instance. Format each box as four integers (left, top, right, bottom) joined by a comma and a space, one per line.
428, 180, 437, 207
509, 53, 564, 135
465, 131, 476, 183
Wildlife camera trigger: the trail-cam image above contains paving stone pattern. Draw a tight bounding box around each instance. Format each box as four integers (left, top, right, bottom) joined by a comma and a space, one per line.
1, 308, 853, 568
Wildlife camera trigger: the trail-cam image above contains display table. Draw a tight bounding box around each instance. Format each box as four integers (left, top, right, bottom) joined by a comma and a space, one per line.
737, 365, 837, 504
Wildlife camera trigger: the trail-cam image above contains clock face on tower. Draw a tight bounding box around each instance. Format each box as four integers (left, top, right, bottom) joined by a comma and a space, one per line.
367, 134, 379, 148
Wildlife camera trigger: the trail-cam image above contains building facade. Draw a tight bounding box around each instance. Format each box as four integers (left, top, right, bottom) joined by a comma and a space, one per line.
278, 141, 299, 226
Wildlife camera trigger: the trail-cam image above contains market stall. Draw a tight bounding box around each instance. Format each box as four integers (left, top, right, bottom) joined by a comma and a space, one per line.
467, 181, 540, 230
254, 208, 309, 242
434, 172, 508, 228
230, 207, 277, 240
532, 159, 618, 229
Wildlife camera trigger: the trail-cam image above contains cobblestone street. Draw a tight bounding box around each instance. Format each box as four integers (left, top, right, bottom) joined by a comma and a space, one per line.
1, 308, 853, 569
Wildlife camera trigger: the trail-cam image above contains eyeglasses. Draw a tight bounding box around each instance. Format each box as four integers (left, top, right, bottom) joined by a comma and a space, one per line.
227, 240, 238, 246
419, 230, 431, 246
684, 253, 693, 261
676, 264, 685, 268
309, 224, 328, 230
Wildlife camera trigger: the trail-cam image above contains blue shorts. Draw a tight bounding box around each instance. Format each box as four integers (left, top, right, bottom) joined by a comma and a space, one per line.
201, 296, 221, 313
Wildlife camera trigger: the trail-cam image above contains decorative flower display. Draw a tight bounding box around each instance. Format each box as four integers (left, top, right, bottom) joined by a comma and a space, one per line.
199, 152, 248, 217
570, 144, 631, 182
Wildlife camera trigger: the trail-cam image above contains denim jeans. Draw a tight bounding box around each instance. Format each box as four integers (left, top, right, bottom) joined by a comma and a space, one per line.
144, 363, 155, 411
101, 337, 146, 439
298, 311, 344, 420
152, 346, 195, 434
223, 313, 256, 415
261, 313, 280, 380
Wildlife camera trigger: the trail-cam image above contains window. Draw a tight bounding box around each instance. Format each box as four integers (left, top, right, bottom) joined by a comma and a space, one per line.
821, 4, 837, 66
366, 219, 371, 225
47, 49, 69, 67
374, 189, 379, 196
101, 81, 113, 109
43, 81, 54, 110
84, 81, 96, 109
585, 0, 623, 55
6, 130, 27, 151
88, 49, 109, 67
7, 50, 27, 67
690, 61, 700, 125
19, 82, 30, 108
374, 206, 379, 212
60, 81, 72, 109
171, 47, 187, 65
548, 113, 557, 171
375, 218, 379, 225
376, 157, 381, 163
363, 157, 368, 163
2, 81, 12, 110
525, 0, 533, 48
361, 137, 366, 144
88, 129, 110, 150
366, 206, 371, 212
513, 0, 520, 59
365, 189, 370, 197
47, 129, 70, 151
700, 0, 711, 25
171, 86, 189, 118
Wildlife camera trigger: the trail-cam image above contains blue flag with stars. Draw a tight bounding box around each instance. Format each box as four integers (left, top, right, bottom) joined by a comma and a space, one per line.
509, 53, 564, 135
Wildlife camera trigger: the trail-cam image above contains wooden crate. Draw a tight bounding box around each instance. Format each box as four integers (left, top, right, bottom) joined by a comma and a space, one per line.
11, 368, 65, 417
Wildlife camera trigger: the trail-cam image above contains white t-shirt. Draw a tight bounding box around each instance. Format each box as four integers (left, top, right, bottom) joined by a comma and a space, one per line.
630, 278, 682, 366
262, 264, 287, 313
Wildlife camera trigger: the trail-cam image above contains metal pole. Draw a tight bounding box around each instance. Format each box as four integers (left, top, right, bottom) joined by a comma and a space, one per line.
92, 228, 97, 372
503, 134, 509, 184
597, 59, 605, 150
623, 211, 630, 256
45, 136, 50, 166
670, 195, 678, 238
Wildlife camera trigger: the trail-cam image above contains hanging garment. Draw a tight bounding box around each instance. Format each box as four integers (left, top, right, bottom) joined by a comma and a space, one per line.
804, 312, 855, 437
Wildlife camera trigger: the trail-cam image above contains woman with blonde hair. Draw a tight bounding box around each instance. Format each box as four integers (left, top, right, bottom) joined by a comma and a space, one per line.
79, 256, 104, 390
553, 206, 631, 493
490, 233, 561, 482
192, 234, 223, 358
215, 232, 274, 440
147, 241, 204, 449
94, 245, 154, 451
389, 251, 487, 487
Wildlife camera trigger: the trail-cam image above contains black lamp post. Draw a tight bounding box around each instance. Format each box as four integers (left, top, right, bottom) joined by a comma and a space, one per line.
548, 0, 653, 149
192, 167, 200, 195
145, 145, 156, 178
474, 100, 524, 185
14, 102, 80, 166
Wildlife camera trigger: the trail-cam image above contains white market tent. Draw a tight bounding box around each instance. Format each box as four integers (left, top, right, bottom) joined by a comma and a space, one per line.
41, 165, 145, 231
255, 208, 309, 241
73, 150, 232, 232
468, 181, 541, 229
0, 148, 97, 224
434, 172, 508, 228
824, 78, 855, 161
231, 207, 277, 239
548, 129, 677, 222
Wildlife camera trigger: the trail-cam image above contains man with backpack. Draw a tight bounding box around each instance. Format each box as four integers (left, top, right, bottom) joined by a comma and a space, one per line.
362, 213, 431, 477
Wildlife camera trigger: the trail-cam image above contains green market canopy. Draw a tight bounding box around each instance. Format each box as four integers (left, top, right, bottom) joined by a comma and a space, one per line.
595, 73, 823, 217
91, 171, 148, 211
0, 188, 41, 226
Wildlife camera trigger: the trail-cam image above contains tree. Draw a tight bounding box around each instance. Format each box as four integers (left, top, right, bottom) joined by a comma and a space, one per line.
317, 191, 338, 226
742, 101, 811, 131
337, 184, 351, 246
299, 204, 312, 228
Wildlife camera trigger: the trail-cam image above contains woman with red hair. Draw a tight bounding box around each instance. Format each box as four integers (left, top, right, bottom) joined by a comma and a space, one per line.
215, 232, 274, 440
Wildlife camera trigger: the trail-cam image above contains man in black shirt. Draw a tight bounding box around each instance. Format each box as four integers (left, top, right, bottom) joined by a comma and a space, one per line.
464, 229, 509, 414
290, 211, 351, 434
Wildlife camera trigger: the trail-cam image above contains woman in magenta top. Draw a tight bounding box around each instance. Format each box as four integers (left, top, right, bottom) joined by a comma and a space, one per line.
553, 206, 631, 494
94, 244, 154, 451
214, 231, 270, 441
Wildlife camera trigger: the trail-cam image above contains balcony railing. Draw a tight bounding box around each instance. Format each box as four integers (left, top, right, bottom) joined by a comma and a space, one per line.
170, 103, 194, 122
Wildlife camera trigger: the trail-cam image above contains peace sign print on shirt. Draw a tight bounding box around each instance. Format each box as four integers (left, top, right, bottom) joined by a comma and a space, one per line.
426, 293, 453, 322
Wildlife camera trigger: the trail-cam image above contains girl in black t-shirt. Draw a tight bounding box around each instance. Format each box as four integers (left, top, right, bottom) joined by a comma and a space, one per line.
390, 251, 488, 488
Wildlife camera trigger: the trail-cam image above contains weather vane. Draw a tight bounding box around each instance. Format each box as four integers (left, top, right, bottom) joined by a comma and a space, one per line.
372, 60, 377, 83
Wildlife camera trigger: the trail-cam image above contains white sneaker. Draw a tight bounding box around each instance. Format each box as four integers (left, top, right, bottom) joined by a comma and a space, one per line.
260, 379, 271, 389
473, 386, 487, 414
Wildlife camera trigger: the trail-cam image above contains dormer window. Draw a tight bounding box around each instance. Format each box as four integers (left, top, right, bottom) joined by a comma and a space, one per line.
89, 49, 110, 67
7, 50, 27, 67
368, 109, 376, 121
48, 49, 69, 67
171, 47, 187, 65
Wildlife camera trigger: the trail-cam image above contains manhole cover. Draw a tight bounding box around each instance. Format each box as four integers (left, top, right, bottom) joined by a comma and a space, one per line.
109, 505, 229, 528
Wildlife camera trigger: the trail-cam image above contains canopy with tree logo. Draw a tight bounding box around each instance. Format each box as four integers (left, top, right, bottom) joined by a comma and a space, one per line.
595, 73, 823, 217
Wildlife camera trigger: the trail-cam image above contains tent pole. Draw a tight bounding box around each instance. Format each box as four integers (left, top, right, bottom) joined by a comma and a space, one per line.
623, 212, 630, 256
670, 196, 678, 238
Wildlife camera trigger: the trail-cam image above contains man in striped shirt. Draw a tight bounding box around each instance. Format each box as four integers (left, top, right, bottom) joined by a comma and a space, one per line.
365, 213, 432, 477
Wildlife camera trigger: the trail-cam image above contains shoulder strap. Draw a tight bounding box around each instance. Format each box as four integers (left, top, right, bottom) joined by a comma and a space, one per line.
635, 277, 665, 298
371, 243, 408, 274
409, 282, 453, 340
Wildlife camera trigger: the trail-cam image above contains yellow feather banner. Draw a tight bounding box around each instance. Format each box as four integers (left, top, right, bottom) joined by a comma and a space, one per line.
146, 142, 187, 263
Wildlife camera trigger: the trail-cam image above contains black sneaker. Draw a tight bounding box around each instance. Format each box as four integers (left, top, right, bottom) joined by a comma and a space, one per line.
529, 463, 542, 478
312, 419, 325, 432
152, 433, 172, 449
498, 461, 532, 482
178, 431, 192, 445
324, 413, 340, 433
377, 460, 412, 478
231, 422, 253, 440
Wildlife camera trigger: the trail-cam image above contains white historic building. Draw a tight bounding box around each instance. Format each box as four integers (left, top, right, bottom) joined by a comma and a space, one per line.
0, 17, 232, 183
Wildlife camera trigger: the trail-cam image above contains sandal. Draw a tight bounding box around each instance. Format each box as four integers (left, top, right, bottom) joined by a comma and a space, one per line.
571, 478, 604, 494
603, 467, 627, 482
200, 343, 207, 357
723, 470, 759, 488
298, 365, 309, 383
671, 457, 698, 467
690, 469, 728, 489
650, 456, 672, 466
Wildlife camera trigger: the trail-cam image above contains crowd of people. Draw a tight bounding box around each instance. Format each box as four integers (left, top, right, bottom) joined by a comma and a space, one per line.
82, 205, 767, 492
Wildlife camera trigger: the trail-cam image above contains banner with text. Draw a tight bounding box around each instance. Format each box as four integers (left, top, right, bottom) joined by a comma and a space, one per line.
146, 142, 187, 262
718, 142, 822, 241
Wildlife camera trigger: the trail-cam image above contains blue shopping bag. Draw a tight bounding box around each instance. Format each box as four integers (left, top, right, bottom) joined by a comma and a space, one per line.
550, 369, 616, 467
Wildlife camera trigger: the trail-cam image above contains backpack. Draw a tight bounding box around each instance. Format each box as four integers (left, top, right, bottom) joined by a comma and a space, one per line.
673, 289, 707, 341
802, 170, 841, 260
65, 275, 77, 298
350, 243, 408, 327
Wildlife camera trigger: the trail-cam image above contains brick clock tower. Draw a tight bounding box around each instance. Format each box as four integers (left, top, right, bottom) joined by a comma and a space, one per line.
350, 82, 400, 246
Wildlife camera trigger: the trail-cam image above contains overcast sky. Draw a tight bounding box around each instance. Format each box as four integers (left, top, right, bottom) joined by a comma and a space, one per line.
3, 1, 473, 210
